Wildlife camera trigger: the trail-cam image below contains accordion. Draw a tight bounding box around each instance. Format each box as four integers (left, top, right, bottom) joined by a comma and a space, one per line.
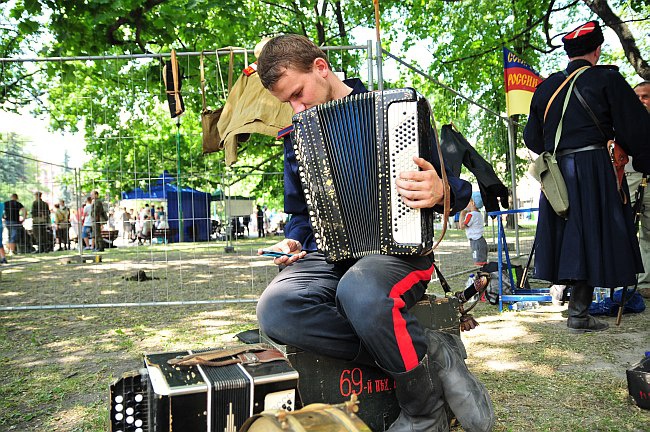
291, 88, 437, 262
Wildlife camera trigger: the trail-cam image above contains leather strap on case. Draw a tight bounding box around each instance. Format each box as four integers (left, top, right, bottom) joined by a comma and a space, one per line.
167, 344, 288, 367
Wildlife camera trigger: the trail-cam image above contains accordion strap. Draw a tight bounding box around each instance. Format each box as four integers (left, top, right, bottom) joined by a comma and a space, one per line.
167, 344, 288, 367
428, 99, 450, 252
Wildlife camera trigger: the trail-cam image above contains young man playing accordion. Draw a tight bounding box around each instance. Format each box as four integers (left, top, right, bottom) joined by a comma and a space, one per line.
256, 34, 494, 432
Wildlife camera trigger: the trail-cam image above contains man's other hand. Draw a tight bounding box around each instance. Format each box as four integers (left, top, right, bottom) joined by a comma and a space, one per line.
396, 156, 444, 209
257, 238, 306, 265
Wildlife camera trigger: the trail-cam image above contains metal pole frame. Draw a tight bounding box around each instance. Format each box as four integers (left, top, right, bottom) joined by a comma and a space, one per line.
507, 117, 520, 255
175, 116, 184, 243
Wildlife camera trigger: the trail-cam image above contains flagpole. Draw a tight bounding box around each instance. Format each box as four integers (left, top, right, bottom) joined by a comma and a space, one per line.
372, 0, 383, 91
503, 47, 541, 257
507, 117, 520, 256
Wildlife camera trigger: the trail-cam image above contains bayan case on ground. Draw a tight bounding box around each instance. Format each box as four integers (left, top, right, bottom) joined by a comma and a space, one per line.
109, 347, 299, 432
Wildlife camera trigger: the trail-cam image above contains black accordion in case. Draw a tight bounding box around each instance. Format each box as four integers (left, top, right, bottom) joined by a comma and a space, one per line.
291, 88, 436, 262
109, 348, 299, 432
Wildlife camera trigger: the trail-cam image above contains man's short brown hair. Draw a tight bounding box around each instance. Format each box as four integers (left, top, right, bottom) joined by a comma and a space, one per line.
257, 34, 330, 90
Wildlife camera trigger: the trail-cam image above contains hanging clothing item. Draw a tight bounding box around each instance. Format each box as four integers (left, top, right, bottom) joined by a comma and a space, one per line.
216, 63, 294, 165
439, 124, 509, 213
162, 49, 185, 118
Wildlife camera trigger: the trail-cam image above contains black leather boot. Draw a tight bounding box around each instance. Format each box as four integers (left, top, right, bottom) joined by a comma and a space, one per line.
567, 282, 609, 333
425, 330, 495, 432
382, 355, 449, 432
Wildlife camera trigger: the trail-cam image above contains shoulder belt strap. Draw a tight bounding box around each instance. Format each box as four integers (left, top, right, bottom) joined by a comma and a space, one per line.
543, 66, 590, 122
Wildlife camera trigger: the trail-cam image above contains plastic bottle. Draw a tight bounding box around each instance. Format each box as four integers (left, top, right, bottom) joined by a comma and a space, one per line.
510, 301, 540, 311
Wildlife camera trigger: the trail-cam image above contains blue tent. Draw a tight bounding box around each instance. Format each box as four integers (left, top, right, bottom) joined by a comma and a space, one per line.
121, 171, 211, 242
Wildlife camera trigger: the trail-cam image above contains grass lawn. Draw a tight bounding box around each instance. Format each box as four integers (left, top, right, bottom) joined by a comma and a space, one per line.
0, 233, 648, 431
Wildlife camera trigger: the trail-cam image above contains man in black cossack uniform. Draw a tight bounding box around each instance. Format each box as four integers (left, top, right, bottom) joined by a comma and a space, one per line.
524, 21, 650, 332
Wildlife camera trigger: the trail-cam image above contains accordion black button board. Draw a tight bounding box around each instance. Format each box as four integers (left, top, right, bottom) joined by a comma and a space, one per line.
291, 88, 437, 262
109, 348, 299, 432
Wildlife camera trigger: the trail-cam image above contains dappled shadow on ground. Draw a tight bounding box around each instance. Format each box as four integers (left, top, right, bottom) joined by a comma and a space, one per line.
0, 304, 259, 431
0, 232, 487, 310
0, 244, 280, 308
1, 234, 647, 431
460, 302, 650, 431
1, 300, 648, 431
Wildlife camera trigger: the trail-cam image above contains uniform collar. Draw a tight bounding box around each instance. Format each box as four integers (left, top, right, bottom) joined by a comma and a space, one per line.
566, 59, 593, 73
343, 78, 368, 95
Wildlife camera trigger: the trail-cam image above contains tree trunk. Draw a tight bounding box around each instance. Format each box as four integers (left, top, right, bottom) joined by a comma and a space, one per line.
582, 0, 650, 80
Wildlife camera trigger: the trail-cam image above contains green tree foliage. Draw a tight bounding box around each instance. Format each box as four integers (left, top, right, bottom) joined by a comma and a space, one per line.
384, 0, 648, 186
1, 0, 391, 203
0, 132, 44, 201
1, 0, 647, 201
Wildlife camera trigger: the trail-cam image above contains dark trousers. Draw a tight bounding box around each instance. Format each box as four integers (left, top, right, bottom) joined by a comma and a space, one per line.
32, 223, 49, 252
93, 222, 104, 251
257, 218, 264, 237
56, 225, 70, 250
257, 252, 434, 373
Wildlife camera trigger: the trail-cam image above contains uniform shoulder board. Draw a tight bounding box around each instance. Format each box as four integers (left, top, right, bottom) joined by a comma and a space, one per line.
593, 64, 619, 71
243, 62, 258, 76
277, 125, 294, 139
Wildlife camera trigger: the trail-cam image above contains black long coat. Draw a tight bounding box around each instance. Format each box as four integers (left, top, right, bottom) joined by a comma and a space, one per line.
439, 124, 509, 213
524, 59, 650, 287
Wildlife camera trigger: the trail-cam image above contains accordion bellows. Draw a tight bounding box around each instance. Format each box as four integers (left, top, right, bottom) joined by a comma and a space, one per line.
291, 88, 436, 262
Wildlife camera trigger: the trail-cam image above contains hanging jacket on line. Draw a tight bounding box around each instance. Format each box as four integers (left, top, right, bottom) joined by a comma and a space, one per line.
216, 65, 294, 165
439, 124, 509, 213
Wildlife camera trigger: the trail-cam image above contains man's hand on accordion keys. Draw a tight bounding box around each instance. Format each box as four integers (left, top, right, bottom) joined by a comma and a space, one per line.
257, 239, 306, 265
395, 157, 445, 209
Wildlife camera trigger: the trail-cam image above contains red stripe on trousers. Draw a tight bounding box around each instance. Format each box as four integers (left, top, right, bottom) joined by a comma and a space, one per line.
389, 263, 435, 370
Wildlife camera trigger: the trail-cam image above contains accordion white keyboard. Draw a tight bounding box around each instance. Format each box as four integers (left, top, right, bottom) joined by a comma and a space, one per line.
387, 100, 422, 245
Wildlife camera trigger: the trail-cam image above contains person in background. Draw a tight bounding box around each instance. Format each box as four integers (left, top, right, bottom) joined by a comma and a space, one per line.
524, 21, 650, 332
256, 205, 265, 238
137, 215, 153, 245
129, 209, 137, 240
242, 214, 251, 237
625, 81, 650, 296
634, 81, 649, 109
121, 208, 131, 240
460, 198, 488, 267
3, 193, 26, 256
0, 199, 7, 263
156, 206, 169, 229
31, 191, 50, 253
55, 199, 71, 251
453, 212, 461, 229
91, 191, 107, 252
82, 196, 94, 250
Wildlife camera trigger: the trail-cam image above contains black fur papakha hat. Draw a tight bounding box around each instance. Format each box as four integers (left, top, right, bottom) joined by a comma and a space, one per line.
562, 21, 604, 57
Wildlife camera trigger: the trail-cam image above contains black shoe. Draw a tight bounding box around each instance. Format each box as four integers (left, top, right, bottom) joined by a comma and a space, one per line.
567, 282, 609, 333
426, 330, 495, 432
567, 315, 609, 333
